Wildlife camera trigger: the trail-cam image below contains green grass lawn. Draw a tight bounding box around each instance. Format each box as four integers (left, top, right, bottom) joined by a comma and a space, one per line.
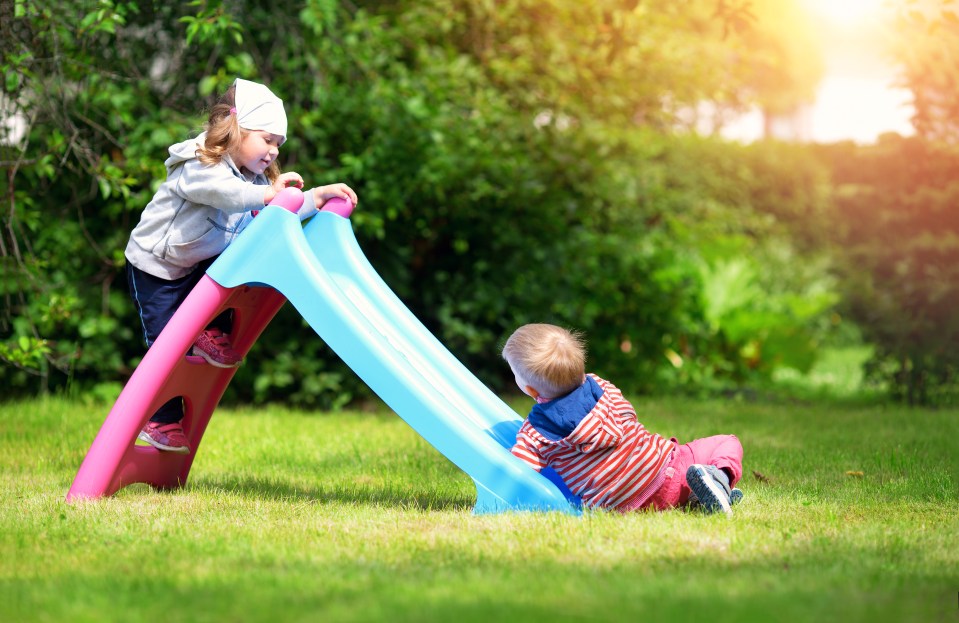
1, 387, 957, 623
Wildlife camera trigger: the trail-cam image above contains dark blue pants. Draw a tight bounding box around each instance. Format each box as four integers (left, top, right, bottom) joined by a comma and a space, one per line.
126, 258, 230, 424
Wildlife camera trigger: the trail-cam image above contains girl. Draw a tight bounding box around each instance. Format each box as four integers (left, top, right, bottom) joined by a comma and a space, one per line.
125, 78, 358, 454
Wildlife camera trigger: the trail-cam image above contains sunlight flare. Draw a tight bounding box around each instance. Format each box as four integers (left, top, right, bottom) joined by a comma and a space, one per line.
803, 0, 889, 26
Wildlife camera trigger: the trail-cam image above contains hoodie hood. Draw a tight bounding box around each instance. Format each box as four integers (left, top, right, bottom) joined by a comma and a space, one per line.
528, 375, 609, 443
164, 132, 243, 177
527, 374, 628, 454
164, 133, 204, 168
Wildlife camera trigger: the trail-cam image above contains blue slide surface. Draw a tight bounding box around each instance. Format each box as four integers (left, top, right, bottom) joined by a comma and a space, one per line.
208, 206, 579, 514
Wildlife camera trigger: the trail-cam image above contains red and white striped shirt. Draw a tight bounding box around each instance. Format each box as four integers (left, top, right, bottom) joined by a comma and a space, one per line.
511, 374, 672, 510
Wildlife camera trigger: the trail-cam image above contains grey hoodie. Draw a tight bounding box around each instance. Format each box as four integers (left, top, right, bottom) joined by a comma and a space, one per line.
124, 132, 317, 280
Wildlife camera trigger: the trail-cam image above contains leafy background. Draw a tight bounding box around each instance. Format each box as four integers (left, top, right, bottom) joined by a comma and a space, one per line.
2, 0, 958, 406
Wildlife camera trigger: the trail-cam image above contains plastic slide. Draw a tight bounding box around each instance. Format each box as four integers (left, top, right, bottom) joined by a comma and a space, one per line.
298, 208, 579, 507
68, 188, 578, 514
208, 196, 578, 514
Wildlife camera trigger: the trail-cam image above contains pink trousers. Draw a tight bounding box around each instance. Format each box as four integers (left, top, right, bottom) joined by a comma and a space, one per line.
642, 434, 743, 511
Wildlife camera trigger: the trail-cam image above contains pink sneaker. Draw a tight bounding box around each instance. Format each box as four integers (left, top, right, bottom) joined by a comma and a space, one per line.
138, 422, 190, 454
192, 328, 242, 368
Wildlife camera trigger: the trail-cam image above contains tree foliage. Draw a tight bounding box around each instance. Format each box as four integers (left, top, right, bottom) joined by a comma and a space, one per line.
889, 1, 959, 144
1, 0, 839, 405
814, 136, 959, 405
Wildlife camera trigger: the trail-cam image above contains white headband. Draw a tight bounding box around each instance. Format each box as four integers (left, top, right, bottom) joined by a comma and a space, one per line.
233, 78, 288, 144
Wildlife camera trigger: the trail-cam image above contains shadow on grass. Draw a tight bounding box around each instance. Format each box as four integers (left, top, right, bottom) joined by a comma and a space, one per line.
191, 474, 476, 512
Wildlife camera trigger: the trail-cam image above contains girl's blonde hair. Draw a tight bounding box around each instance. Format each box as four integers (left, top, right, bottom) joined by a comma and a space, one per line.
196, 84, 280, 182
502, 324, 586, 398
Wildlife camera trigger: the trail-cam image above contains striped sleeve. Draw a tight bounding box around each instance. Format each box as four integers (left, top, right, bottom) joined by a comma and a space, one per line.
511, 423, 548, 471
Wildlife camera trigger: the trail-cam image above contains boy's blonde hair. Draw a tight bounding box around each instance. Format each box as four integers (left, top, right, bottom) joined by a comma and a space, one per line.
196, 84, 280, 182
502, 323, 586, 398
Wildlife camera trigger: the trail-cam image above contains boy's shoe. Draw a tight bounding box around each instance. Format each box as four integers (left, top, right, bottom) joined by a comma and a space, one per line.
138, 422, 190, 454
686, 464, 733, 516
192, 328, 242, 368
689, 487, 743, 509
730, 488, 744, 506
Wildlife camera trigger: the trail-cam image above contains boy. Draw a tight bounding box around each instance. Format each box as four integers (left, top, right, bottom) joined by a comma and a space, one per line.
502, 323, 744, 514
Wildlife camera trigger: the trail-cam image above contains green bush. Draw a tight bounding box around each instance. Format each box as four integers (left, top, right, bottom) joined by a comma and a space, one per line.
629, 137, 840, 394
815, 135, 959, 405
1, 0, 840, 406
